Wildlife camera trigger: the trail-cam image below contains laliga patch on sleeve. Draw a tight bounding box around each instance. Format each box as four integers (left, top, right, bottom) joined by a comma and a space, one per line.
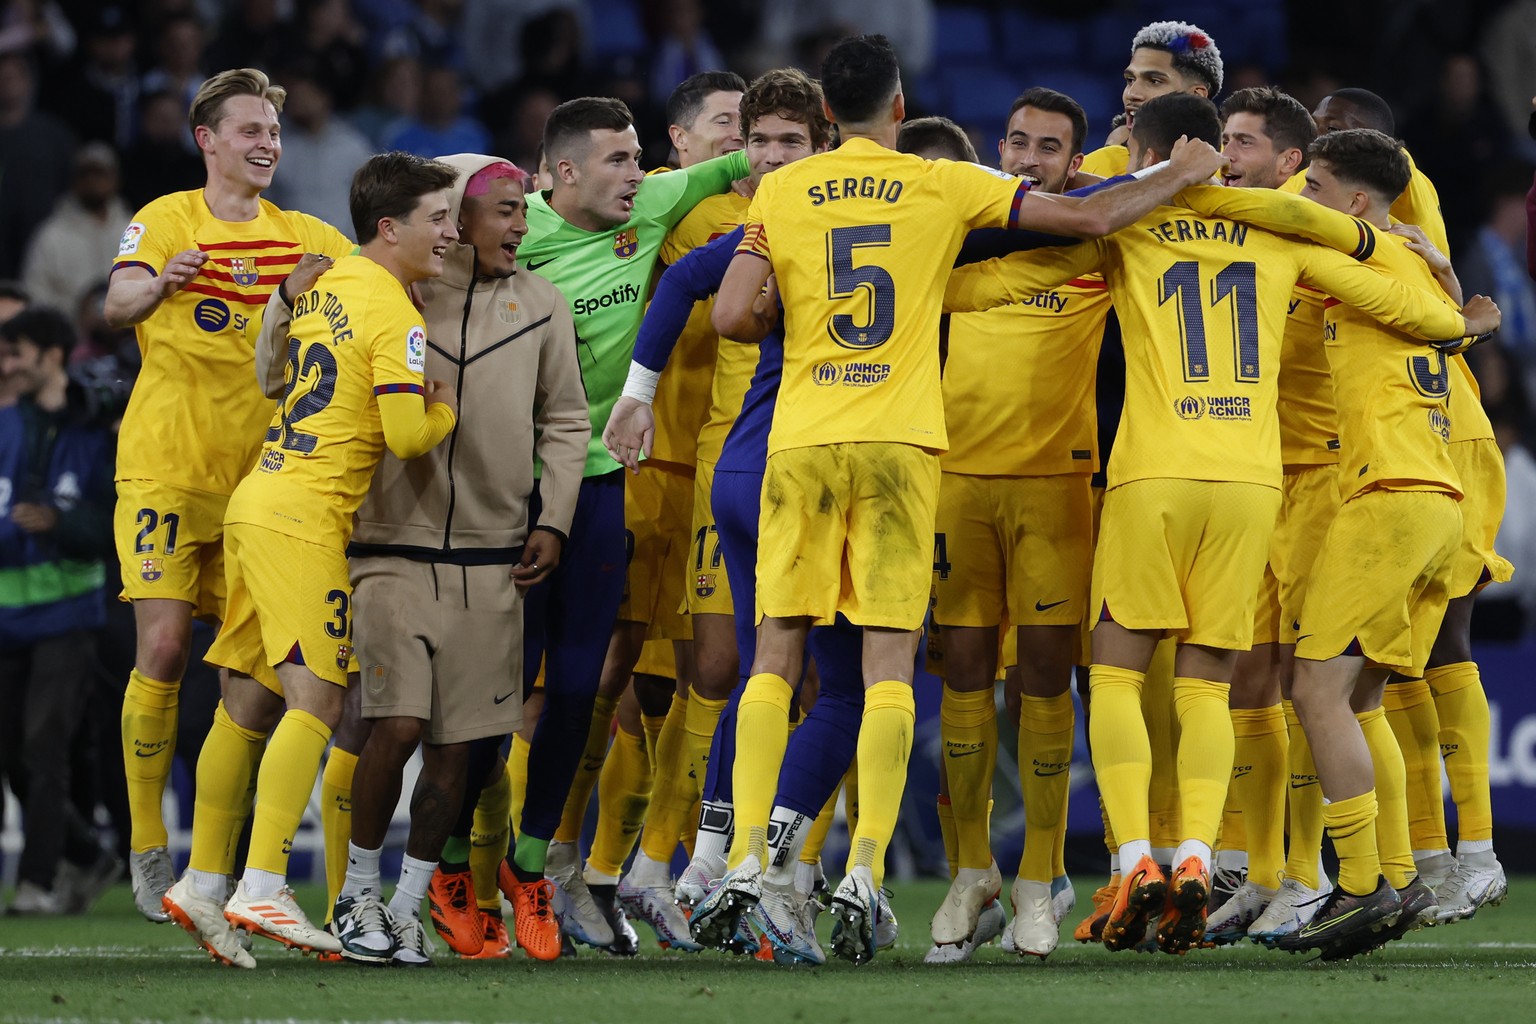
118, 222, 146, 256
967, 163, 1016, 180
406, 325, 427, 373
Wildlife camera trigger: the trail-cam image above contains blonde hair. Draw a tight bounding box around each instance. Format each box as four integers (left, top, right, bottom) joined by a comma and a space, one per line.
188, 67, 286, 138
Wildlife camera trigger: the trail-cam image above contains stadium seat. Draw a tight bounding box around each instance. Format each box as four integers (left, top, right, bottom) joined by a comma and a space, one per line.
942, 64, 1027, 130
998, 13, 1083, 68
932, 7, 996, 62
589, 0, 646, 59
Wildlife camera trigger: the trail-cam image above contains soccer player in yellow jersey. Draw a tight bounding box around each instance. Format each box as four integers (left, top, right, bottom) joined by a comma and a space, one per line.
105, 68, 353, 922
925, 88, 1112, 962
943, 93, 1486, 957
162, 153, 460, 967
711, 34, 1226, 964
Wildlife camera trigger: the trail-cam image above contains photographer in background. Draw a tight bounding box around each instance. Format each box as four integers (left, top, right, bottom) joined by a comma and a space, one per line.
0, 305, 121, 915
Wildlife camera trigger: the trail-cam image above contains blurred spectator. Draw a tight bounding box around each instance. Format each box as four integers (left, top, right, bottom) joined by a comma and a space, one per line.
508, 7, 585, 98
263, 65, 371, 238
22, 143, 130, 315
205, 0, 292, 75
119, 89, 203, 210
0, 0, 74, 61
0, 279, 26, 405
1469, 342, 1536, 639
0, 51, 73, 278
462, 0, 585, 94
39, 5, 135, 149
290, 0, 368, 112
1401, 53, 1510, 254
139, 12, 206, 147
348, 54, 420, 150
1459, 161, 1536, 388
758, 0, 933, 78
487, 83, 559, 175
644, 0, 728, 103
380, 0, 466, 73
0, 305, 120, 915
385, 64, 488, 157
1480, 0, 1536, 160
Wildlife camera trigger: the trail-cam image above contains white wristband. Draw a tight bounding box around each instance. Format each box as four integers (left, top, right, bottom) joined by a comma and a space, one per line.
1132, 159, 1171, 180
621, 361, 660, 405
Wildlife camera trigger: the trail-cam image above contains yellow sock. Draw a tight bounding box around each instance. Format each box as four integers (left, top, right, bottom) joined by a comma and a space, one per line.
1088, 665, 1151, 846
639, 695, 696, 864
684, 685, 729, 789
936, 794, 957, 879
1018, 691, 1074, 882
641, 710, 665, 764
508, 733, 530, 839
1144, 641, 1181, 850
844, 681, 915, 889
1358, 706, 1413, 889
122, 669, 179, 851
1172, 677, 1233, 850
319, 746, 356, 918
844, 759, 860, 837
471, 761, 513, 911
1282, 700, 1324, 889
680, 795, 699, 857
727, 673, 793, 868
801, 783, 841, 866
246, 709, 331, 876
1427, 662, 1494, 843
1324, 789, 1381, 896
554, 693, 618, 844
941, 684, 997, 870
1229, 705, 1287, 889
1098, 794, 1117, 858
588, 723, 653, 878
1382, 680, 1449, 852
187, 701, 265, 876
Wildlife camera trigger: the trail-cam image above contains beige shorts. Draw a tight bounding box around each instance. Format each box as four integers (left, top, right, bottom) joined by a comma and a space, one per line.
351, 556, 524, 744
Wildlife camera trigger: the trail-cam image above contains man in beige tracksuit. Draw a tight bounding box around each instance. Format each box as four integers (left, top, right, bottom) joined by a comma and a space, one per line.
254, 154, 590, 965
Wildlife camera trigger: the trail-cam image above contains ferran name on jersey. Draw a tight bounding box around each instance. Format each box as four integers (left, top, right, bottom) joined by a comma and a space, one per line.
614, 228, 639, 259
1144, 217, 1249, 247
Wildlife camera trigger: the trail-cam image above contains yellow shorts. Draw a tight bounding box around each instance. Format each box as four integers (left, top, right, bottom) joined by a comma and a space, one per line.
1254, 462, 1343, 645
1447, 438, 1514, 597
933, 473, 1092, 629
635, 638, 677, 678
114, 479, 229, 620
205, 522, 353, 689
1295, 489, 1461, 676
686, 459, 733, 617
1092, 478, 1280, 650
619, 460, 694, 640
758, 441, 939, 630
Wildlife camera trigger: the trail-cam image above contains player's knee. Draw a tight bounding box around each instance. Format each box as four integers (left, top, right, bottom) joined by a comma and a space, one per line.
633, 673, 674, 716
136, 627, 192, 681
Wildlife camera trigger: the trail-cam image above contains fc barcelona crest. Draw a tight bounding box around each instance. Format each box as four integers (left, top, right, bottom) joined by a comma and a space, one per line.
695, 573, 716, 598
229, 256, 260, 286
336, 644, 353, 670
498, 299, 521, 325
613, 228, 638, 260
140, 558, 163, 582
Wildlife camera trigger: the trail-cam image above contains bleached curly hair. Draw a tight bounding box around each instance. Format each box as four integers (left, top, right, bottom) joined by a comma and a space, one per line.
1130, 21, 1224, 96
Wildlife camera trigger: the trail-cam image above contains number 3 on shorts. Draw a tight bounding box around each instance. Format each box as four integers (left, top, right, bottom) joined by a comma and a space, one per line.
324, 589, 350, 640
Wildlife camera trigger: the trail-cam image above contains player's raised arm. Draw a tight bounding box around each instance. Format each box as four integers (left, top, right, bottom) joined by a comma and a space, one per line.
1297, 245, 1490, 343
712, 248, 775, 345
944, 243, 1105, 315
1179, 182, 1377, 259
104, 249, 207, 327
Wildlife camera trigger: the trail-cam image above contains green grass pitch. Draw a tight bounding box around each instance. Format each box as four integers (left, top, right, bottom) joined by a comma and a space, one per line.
3, 878, 1533, 1023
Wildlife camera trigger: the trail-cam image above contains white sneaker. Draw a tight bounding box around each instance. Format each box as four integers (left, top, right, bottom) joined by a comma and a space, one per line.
1247, 876, 1332, 947
1206, 880, 1277, 945
755, 879, 825, 966
689, 854, 762, 951
389, 910, 435, 967
1415, 851, 1457, 892
58, 851, 124, 914
330, 892, 396, 964
619, 877, 702, 952
6, 881, 63, 916
224, 880, 342, 953
1007, 878, 1058, 958
163, 876, 256, 969
875, 887, 899, 950
1208, 862, 1246, 916
1050, 874, 1076, 924
1434, 855, 1508, 924
545, 842, 614, 948
830, 867, 877, 965
930, 898, 1006, 963
929, 862, 1002, 945
130, 847, 174, 923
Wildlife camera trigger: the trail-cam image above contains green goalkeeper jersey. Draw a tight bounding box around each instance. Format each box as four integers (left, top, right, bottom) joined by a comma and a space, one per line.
521, 150, 750, 478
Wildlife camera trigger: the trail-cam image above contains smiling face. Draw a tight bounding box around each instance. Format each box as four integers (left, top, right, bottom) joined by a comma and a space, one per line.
558, 126, 644, 231
389, 188, 459, 282
675, 89, 744, 167
459, 175, 528, 279
746, 112, 818, 187
998, 104, 1080, 194
1220, 111, 1288, 189
1122, 47, 1203, 126
199, 93, 281, 196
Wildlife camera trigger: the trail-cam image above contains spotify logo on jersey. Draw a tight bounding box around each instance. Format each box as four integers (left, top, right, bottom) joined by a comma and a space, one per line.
194, 298, 231, 333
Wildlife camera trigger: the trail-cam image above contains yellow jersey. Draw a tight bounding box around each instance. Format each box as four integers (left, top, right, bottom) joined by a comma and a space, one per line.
1281, 148, 1448, 255
942, 275, 1110, 476
655, 191, 751, 467
1277, 283, 1339, 466
947, 208, 1469, 489
738, 138, 1029, 454
225, 255, 456, 547
1080, 146, 1130, 178
1323, 234, 1462, 499
112, 191, 352, 494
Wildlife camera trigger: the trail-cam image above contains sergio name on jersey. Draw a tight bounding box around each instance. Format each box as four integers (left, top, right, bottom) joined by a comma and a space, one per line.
225, 254, 456, 547
112, 191, 352, 494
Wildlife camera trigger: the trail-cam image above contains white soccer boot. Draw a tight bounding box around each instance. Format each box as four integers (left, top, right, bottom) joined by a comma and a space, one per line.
1246, 875, 1333, 947
1206, 879, 1278, 945
130, 847, 174, 923
163, 876, 256, 969
929, 861, 1002, 946
224, 880, 342, 953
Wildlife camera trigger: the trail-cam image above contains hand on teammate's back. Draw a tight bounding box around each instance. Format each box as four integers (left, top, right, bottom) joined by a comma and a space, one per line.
283, 253, 335, 298
1460, 295, 1502, 338
602, 396, 655, 473
1388, 223, 1451, 276
158, 249, 208, 298
1167, 136, 1228, 186
424, 378, 458, 419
